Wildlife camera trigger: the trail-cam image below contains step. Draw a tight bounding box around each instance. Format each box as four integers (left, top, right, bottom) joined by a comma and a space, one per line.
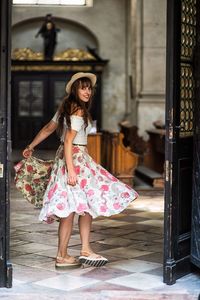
135, 166, 164, 188
134, 176, 154, 190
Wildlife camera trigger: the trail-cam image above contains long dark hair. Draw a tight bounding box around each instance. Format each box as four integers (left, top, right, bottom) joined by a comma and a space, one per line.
56, 77, 95, 137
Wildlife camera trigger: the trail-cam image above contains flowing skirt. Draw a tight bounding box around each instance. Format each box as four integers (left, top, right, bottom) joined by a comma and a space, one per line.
39, 145, 138, 223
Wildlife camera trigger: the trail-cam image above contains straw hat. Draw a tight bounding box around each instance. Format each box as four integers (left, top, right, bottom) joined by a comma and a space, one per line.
66, 72, 97, 94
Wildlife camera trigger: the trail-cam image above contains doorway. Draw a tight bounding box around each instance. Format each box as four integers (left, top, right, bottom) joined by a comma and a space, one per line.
1, 0, 200, 290
164, 0, 200, 285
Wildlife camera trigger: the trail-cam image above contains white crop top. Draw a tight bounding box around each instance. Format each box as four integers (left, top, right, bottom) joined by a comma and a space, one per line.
52, 111, 92, 145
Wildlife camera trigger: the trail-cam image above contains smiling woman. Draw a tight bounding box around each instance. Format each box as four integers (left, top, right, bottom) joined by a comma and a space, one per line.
12, 0, 93, 6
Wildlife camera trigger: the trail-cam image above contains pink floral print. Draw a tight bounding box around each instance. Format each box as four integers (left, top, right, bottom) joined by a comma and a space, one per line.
91, 169, 96, 176
100, 185, 109, 191
72, 147, 79, 154
39, 144, 138, 223
77, 203, 88, 212
100, 204, 108, 212
75, 166, 80, 175
48, 183, 58, 200
80, 178, 87, 189
14, 156, 54, 208
61, 166, 66, 175
113, 202, 121, 210
26, 165, 34, 173
87, 189, 95, 197
121, 192, 130, 198
56, 203, 65, 210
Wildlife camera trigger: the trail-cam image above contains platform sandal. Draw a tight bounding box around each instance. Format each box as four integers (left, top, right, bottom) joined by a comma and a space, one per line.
79, 251, 108, 267
55, 256, 81, 268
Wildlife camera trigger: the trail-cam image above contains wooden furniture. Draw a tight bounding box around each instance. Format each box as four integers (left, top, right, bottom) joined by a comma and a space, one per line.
135, 165, 164, 188
88, 131, 139, 185
119, 121, 148, 158
101, 131, 139, 185
118, 121, 164, 188
87, 133, 102, 164
134, 128, 165, 188
111, 133, 139, 185
146, 129, 165, 174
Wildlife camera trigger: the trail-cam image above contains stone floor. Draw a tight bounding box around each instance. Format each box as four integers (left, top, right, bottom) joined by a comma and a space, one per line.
0, 182, 200, 299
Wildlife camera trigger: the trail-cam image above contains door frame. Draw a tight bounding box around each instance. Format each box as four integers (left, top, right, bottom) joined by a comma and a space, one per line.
1, 0, 199, 289
0, 0, 12, 288
164, 0, 198, 285
164, 0, 182, 285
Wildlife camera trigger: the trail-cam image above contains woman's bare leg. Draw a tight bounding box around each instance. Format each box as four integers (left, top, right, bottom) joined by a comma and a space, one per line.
78, 213, 93, 253
78, 213, 108, 266
57, 212, 75, 258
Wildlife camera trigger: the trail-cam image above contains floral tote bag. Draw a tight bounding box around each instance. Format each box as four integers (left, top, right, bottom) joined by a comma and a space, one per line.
14, 156, 54, 208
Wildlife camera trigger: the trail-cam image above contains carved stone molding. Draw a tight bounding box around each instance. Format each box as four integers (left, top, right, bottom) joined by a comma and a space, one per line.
12, 47, 96, 61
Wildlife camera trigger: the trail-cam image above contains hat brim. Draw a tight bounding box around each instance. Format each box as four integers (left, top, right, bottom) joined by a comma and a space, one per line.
66, 72, 97, 94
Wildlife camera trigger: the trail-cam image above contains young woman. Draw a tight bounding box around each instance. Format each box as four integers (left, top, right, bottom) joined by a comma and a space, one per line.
23, 72, 138, 268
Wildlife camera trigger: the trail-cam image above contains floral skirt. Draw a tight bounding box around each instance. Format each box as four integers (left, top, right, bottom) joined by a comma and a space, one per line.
39, 145, 138, 223
14, 156, 53, 208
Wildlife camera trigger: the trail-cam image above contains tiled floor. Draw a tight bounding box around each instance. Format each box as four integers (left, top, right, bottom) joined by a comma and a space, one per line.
0, 183, 200, 299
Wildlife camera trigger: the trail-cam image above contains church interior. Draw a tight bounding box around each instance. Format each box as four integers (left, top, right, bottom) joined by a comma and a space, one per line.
11, 0, 166, 190
2, 0, 199, 298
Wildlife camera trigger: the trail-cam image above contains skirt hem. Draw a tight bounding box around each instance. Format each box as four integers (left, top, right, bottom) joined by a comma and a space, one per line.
39, 195, 138, 223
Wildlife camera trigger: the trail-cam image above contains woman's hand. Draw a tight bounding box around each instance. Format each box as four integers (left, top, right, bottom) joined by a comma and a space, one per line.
67, 169, 77, 186
22, 145, 34, 158
64, 127, 78, 186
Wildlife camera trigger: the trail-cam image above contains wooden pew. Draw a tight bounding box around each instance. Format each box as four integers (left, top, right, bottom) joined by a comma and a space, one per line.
87, 133, 102, 164
89, 131, 139, 186
109, 132, 139, 185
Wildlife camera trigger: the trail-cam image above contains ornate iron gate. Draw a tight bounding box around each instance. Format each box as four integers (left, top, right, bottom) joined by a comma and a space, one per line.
0, 0, 12, 288
164, 0, 198, 284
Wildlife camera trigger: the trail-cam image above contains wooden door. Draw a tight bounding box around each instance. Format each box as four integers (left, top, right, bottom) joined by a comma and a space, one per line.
164, 0, 198, 284
191, 0, 200, 269
0, 0, 12, 288
12, 70, 103, 149
46, 74, 69, 148
48, 72, 102, 129
12, 73, 49, 149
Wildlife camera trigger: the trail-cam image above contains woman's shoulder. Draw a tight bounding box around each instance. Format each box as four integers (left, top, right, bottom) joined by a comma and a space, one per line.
70, 110, 84, 124
70, 110, 84, 131
71, 107, 84, 118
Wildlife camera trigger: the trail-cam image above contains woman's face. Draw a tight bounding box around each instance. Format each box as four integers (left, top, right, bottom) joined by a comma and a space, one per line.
77, 84, 92, 102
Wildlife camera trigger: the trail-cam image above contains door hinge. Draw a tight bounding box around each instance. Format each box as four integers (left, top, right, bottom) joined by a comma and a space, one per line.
168, 125, 173, 140
0, 162, 4, 178
165, 160, 172, 182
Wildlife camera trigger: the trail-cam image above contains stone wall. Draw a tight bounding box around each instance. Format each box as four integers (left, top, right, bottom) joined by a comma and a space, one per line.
12, 0, 129, 131
12, 0, 167, 137
133, 0, 167, 138
12, 19, 98, 53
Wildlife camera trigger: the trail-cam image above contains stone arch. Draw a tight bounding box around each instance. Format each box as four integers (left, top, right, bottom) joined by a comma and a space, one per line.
12, 17, 99, 54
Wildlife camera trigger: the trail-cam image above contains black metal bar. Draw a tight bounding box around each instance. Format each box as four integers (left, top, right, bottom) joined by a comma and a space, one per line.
0, 0, 12, 288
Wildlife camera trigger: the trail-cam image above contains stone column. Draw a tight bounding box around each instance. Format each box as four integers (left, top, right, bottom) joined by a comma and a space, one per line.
131, 0, 167, 138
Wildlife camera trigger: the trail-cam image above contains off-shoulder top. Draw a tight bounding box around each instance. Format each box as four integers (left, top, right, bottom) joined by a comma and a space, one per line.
52, 111, 92, 145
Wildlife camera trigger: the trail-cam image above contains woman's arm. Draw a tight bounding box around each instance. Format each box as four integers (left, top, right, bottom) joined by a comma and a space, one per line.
22, 120, 58, 158
64, 129, 77, 186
